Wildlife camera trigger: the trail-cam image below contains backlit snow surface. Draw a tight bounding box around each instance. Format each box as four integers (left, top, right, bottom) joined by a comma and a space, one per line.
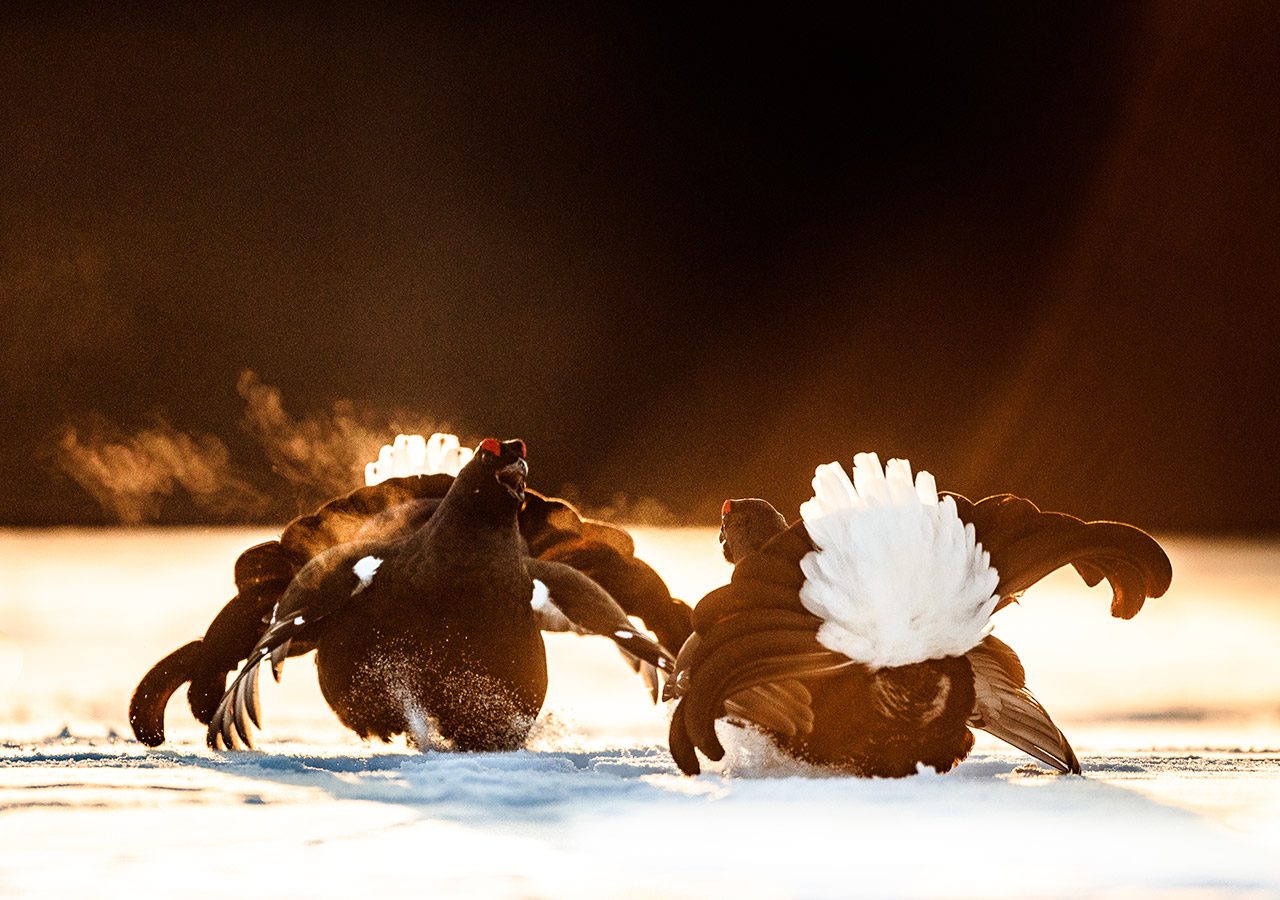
2, 529, 1279, 897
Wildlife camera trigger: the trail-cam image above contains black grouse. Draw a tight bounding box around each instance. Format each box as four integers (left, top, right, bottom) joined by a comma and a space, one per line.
131, 439, 684, 751
667, 453, 1172, 777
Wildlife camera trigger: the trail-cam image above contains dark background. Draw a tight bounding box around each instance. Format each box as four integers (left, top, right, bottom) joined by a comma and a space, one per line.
2, 4, 1277, 529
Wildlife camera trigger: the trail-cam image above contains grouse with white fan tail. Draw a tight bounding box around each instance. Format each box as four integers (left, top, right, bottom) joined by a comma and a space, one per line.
667, 453, 1172, 777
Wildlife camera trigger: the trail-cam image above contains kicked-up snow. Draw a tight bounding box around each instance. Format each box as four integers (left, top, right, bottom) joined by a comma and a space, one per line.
1, 527, 1279, 897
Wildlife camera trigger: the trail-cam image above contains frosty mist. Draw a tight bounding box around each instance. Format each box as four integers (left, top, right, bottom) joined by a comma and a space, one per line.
54, 372, 676, 526
56, 370, 458, 524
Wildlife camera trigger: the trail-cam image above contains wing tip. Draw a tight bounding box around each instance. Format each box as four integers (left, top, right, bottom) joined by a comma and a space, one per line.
207, 658, 263, 752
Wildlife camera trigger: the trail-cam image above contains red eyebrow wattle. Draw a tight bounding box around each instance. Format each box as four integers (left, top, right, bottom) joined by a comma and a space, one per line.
479, 438, 502, 456
721, 499, 733, 516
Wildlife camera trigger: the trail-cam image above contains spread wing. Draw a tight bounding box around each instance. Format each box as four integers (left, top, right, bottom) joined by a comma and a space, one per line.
129, 640, 207, 747
668, 522, 859, 775
946, 492, 1172, 619
186, 541, 301, 723
966, 635, 1080, 774
198, 474, 489, 694
207, 542, 390, 750
525, 558, 676, 701
521, 493, 694, 653
129, 475, 455, 747
722, 680, 816, 738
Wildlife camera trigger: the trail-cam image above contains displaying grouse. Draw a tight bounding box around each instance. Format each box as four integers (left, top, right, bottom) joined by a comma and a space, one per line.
130, 439, 684, 751
668, 453, 1172, 777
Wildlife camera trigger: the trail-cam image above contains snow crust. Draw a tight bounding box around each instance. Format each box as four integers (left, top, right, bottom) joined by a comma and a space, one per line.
2, 736, 1277, 898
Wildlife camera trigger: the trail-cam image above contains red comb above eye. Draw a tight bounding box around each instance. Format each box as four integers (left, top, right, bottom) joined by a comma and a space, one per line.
479, 438, 502, 456
721, 499, 733, 516
513, 440, 526, 459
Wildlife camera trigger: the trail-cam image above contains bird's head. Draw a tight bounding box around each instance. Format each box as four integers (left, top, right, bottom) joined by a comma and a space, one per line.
454, 438, 528, 510
719, 498, 789, 564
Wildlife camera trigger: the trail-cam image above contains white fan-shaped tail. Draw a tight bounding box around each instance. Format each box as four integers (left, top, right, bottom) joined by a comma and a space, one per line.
365, 433, 472, 486
799, 454, 999, 669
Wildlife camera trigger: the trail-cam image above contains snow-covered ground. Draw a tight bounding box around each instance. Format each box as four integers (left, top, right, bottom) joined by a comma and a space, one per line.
2, 528, 1279, 897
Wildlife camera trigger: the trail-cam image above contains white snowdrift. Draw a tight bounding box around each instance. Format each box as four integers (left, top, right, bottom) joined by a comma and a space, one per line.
2, 737, 1278, 898
1, 528, 1279, 897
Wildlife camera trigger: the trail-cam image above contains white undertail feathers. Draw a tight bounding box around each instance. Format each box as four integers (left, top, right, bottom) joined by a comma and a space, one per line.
365, 433, 474, 486
798, 453, 999, 670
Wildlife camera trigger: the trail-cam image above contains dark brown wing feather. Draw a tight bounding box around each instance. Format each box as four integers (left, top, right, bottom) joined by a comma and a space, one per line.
208, 541, 393, 750
521, 493, 693, 651
186, 542, 297, 723
520, 493, 634, 557
669, 522, 859, 774
525, 557, 676, 675
966, 635, 1081, 773
724, 680, 815, 737
279, 474, 456, 562
945, 492, 1172, 618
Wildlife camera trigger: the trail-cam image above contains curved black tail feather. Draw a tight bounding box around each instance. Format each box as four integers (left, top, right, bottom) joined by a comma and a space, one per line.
129, 640, 205, 746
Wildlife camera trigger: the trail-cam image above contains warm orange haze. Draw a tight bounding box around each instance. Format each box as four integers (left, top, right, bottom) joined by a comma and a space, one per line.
2, 3, 1279, 898
4, 5, 1279, 533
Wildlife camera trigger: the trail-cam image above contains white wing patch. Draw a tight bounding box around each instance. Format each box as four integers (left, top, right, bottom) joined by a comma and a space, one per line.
798, 452, 1000, 669
530, 578, 552, 611
351, 556, 384, 596
364, 432, 476, 486
529, 579, 577, 632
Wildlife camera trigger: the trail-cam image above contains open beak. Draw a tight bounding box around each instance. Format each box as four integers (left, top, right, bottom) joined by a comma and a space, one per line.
495, 458, 527, 502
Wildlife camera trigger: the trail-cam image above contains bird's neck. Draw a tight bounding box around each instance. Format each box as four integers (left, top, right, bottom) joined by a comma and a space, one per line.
415, 489, 521, 555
